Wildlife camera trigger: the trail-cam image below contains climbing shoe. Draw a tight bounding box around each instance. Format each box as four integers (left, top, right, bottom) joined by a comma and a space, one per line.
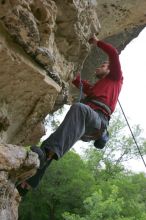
17, 181, 31, 197
17, 146, 55, 197
17, 156, 53, 197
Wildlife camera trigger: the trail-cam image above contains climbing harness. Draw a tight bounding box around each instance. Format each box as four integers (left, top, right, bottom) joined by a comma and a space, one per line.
118, 100, 146, 169
82, 97, 111, 115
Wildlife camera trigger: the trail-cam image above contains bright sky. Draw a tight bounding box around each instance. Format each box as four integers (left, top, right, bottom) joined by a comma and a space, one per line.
119, 27, 146, 136
42, 27, 146, 173
117, 27, 146, 172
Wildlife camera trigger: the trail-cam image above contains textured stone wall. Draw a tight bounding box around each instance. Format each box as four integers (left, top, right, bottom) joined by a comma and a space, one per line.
0, 0, 100, 145
0, 144, 39, 220
0, 0, 146, 219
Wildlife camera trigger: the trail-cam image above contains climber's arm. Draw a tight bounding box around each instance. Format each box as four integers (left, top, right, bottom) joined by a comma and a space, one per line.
72, 74, 93, 95
89, 36, 122, 80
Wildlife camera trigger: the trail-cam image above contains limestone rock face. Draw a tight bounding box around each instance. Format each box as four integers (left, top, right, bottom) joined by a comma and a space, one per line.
0, 144, 39, 220
0, 0, 146, 219
0, 0, 100, 146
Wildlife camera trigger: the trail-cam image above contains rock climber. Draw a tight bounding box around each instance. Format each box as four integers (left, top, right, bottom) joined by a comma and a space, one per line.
17, 35, 123, 196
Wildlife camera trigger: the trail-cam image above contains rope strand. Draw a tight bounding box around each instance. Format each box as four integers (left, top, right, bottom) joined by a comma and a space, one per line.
78, 80, 83, 102
118, 100, 146, 169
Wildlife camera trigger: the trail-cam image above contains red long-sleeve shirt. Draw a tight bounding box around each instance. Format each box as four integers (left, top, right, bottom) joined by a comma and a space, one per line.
72, 40, 123, 116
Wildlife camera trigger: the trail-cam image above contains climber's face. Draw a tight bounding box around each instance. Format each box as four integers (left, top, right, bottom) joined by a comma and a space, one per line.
95, 61, 110, 79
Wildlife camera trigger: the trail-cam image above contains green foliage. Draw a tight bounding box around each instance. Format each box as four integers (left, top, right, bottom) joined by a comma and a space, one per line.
63, 212, 85, 220
63, 173, 146, 220
19, 149, 146, 220
19, 151, 96, 220
62, 143, 146, 220
107, 109, 146, 162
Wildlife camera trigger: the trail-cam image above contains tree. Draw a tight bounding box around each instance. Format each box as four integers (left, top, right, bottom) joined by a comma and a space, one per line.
63, 185, 124, 220
63, 173, 146, 220
106, 109, 146, 163
19, 151, 96, 220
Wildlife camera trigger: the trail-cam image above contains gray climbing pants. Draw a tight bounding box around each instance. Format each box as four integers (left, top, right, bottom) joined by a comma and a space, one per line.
41, 103, 109, 159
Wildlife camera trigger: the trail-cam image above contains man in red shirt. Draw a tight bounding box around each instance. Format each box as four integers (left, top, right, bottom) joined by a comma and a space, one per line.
17, 35, 123, 194
73, 36, 123, 116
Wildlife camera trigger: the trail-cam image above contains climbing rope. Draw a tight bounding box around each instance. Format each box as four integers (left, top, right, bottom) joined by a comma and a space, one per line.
78, 49, 89, 102
79, 77, 83, 102
118, 100, 146, 169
